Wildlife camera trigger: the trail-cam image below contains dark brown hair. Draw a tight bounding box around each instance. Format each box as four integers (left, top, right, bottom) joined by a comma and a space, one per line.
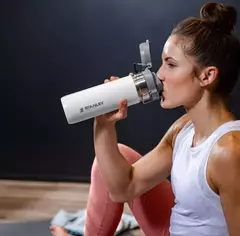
171, 2, 240, 98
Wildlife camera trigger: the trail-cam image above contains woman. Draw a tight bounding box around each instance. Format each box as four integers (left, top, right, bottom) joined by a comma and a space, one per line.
51, 2, 240, 236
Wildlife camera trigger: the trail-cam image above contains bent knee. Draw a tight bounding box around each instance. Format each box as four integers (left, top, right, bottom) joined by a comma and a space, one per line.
91, 158, 101, 180
91, 143, 142, 175
117, 143, 142, 165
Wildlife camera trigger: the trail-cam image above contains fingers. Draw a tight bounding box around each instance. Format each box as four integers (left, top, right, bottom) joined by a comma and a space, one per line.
95, 98, 128, 124
104, 76, 119, 83
104, 74, 134, 83
119, 98, 127, 108
100, 74, 129, 122
114, 99, 128, 120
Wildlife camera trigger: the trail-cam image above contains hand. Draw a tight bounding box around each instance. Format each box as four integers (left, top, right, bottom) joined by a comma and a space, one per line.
94, 76, 129, 125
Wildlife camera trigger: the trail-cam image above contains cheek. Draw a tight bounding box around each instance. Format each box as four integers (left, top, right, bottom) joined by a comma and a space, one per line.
164, 73, 201, 98
164, 73, 189, 92
161, 73, 203, 108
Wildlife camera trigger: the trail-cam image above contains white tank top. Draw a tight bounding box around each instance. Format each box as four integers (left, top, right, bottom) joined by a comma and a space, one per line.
170, 120, 240, 236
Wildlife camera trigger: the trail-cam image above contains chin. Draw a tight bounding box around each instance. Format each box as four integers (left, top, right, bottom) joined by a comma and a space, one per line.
160, 98, 179, 109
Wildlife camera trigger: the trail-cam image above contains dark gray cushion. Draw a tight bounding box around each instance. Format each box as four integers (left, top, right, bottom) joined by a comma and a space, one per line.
0, 220, 51, 236
0, 220, 135, 236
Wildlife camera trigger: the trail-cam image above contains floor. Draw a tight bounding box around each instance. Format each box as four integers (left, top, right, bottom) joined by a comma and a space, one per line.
0, 180, 142, 235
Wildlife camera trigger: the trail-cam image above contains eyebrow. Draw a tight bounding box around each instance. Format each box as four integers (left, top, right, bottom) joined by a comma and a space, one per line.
164, 56, 176, 61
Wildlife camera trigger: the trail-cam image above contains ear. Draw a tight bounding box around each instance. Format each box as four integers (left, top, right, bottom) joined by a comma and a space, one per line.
198, 66, 219, 87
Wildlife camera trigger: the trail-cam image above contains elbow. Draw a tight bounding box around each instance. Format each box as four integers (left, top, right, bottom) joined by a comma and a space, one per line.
109, 178, 134, 203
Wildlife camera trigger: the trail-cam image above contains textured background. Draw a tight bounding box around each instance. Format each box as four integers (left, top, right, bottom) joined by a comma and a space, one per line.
2, 0, 240, 182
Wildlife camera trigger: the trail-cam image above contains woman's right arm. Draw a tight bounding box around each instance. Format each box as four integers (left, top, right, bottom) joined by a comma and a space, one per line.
93, 77, 190, 202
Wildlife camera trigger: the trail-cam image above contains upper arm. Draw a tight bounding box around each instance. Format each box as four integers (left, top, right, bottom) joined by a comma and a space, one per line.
127, 113, 190, 198
210, 133, 240, 236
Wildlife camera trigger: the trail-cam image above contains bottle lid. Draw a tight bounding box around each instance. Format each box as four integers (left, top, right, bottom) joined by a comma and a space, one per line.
139, 40, 152, 69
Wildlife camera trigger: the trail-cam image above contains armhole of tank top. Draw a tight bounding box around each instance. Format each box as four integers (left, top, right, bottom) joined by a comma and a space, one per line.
202, 123, 240, 200
172, 120, 193, 162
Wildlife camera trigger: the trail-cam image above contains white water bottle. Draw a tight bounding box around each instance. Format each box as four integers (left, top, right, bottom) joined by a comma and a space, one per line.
60, 40, 163, 124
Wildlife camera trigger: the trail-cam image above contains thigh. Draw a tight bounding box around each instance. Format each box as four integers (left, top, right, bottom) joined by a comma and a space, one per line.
129, 180, 174, 236
128, 180, 174, 236
119, 143, 174, 235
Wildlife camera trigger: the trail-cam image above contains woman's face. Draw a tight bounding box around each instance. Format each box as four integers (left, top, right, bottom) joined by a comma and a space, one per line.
157, 34, 204, 109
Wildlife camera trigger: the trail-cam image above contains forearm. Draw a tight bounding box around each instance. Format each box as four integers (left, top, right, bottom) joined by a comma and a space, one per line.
93, 120, 132, 199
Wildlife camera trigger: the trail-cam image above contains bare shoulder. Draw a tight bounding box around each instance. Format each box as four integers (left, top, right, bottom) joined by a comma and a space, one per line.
210, 130, 240, 189
211, 130, 240, 164
209, 130, 240, 234
163, 113, 191, 147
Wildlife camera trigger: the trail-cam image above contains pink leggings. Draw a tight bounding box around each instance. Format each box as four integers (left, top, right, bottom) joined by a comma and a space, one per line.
85, 143, 175, 236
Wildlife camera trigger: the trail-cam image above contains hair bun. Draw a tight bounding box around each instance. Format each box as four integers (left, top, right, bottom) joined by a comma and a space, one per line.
200, 2, 237, 34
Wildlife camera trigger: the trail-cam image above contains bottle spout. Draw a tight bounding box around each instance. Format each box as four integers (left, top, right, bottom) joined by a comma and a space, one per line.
155, 75, 163, 96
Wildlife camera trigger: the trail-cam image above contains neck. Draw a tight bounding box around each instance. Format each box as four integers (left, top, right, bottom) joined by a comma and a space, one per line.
185, 93, 236, 146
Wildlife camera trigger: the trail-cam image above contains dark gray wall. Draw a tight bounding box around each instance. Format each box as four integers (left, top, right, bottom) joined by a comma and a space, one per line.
2, 0, 240, 182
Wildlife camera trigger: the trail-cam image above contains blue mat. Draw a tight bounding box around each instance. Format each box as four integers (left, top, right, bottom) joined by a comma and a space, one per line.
51, 209, 139, 236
